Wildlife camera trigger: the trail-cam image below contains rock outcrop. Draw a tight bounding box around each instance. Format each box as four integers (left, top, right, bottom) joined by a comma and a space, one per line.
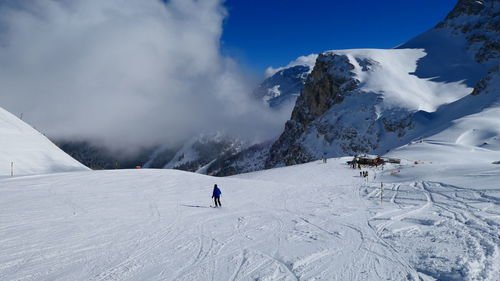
436, 0, 499, 63
266, 54, 362, 167
472, 65, 500, 96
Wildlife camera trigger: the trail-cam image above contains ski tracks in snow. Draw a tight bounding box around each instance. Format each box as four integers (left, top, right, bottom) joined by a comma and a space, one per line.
92, 203, 182, 281
2, 164, 499, 280
363, 179, 500, 280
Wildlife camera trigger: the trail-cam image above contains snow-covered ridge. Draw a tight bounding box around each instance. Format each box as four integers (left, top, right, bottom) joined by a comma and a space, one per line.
254, 54, 318, 110
0, 106, 88, 177
264, 53, 317, 78
254, 65, 311, 109
323, 48, 473, 112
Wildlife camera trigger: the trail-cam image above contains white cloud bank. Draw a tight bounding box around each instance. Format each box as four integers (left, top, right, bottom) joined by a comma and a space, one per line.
0, 0, 289, 151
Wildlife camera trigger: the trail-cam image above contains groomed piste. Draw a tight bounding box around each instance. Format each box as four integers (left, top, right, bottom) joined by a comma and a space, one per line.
1, 146, 498, 280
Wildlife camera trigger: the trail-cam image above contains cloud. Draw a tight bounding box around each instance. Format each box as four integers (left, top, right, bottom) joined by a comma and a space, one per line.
0, 0, 289, 153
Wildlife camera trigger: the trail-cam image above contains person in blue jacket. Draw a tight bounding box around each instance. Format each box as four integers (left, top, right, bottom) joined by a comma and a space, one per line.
212, 184, 222, 207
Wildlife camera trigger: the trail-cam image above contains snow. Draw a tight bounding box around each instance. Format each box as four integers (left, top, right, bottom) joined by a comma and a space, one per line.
266, 85, 281, 99
433, 73, 500, 149
1, 150, 498, 280
265, 54, 318, 78
256, 64, 311, 110
323, 48, 474, 113
381, 142, 500, 280
0, 106, 88, 177
397, 28, 490, 87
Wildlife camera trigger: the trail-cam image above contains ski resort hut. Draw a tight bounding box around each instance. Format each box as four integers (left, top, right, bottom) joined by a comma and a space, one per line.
351, 155, 385, 167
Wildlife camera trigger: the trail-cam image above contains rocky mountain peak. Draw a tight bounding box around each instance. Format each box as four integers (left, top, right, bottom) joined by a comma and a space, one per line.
444, 0, 486, 20
290, 53, 358, 126
435, 0, 499, 63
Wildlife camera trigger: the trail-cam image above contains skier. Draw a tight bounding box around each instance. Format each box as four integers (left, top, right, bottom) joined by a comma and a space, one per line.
212, 184, 222, 208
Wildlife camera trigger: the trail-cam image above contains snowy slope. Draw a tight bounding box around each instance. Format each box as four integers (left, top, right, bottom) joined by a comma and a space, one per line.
381, 62, 500, 167
0, 153, 498, 280
0, 106, 88, 177
419, 69, 500, 149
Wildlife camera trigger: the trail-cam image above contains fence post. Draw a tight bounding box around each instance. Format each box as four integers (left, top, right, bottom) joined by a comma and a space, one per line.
11, 162, 14, 177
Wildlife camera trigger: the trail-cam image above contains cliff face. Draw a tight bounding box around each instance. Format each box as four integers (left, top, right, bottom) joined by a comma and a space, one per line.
265, 0, 499, 169
291, 54, 358, 124
265, 54, 362, 167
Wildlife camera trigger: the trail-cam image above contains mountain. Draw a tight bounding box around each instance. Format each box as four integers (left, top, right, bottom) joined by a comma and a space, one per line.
254, 54, 317, 109
152, 133, 245, 173
205, 140, 273, 176
265, 0, 499, 168
0, 106, 88, 176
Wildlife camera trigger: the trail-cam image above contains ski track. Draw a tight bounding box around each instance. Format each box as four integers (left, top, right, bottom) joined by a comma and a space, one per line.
0, 160, 499, 280
363, 176, 500, 281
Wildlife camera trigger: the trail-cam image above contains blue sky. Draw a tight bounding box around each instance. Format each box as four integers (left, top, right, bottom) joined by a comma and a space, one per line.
221, 0, 457, 73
